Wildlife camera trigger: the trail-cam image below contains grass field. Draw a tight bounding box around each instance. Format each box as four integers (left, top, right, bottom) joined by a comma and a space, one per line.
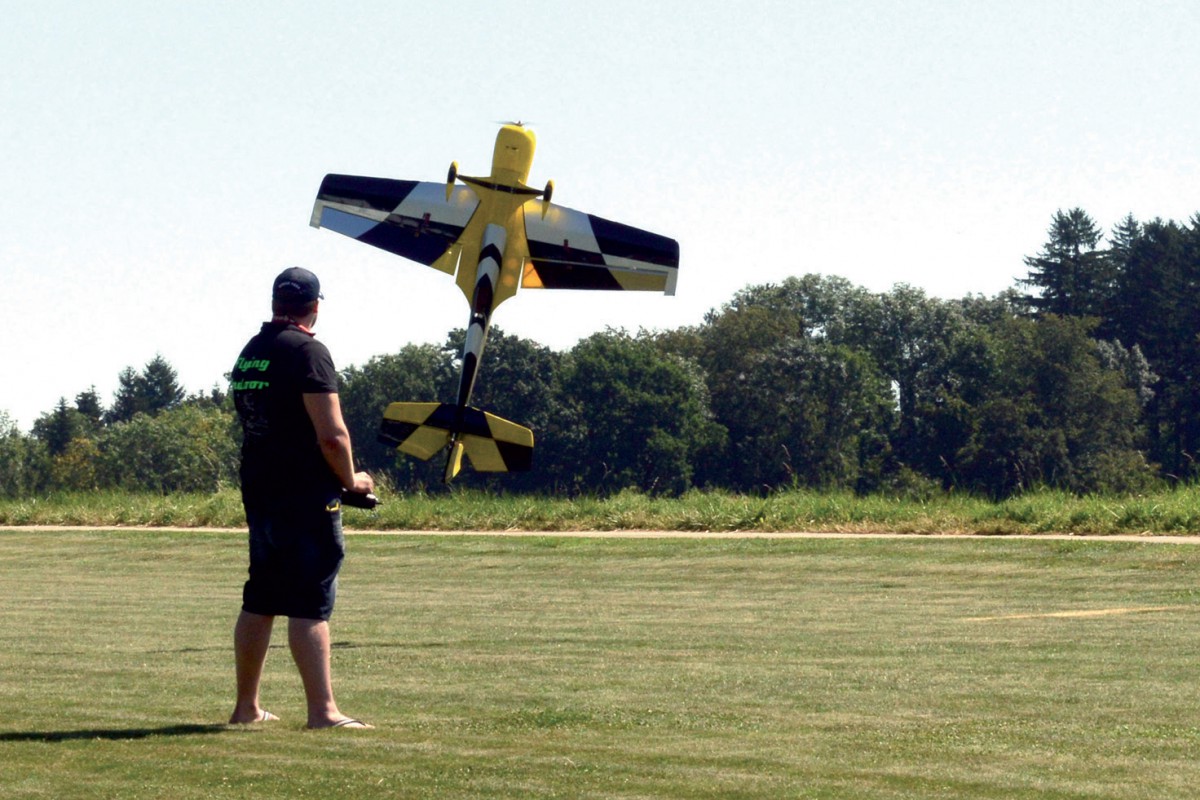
2, 530, 1200, 798
8, 485, 1200, 534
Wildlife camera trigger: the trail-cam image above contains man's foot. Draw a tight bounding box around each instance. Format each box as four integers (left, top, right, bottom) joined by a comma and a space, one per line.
229, 709, 279, 724
308, 717, 374, 730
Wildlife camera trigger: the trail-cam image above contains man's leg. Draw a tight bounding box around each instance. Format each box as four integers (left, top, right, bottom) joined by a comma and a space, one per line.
288, 617, 370, 728
230, 610, 275, 723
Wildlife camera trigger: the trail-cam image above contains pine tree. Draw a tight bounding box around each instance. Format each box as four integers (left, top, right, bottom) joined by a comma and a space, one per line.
1110, 219, 1200, 479
32, 398, 84, 456
106, 355, 185, 424
74, 386, 104, 430
140, 354, 185, 415
1020, 208, 1113, 319
107, 367, 144, 424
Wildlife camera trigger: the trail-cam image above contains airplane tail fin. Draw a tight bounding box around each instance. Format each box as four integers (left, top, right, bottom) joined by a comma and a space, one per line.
379, 402, 534, 481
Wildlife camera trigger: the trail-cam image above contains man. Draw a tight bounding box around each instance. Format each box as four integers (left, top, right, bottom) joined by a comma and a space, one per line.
228, 266, 374, 729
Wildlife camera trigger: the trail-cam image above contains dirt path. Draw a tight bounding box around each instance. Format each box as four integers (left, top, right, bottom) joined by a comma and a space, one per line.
4, 526, 1200, 542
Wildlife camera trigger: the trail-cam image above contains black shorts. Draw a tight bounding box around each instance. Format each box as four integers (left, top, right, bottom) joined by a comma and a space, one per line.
241, 498, 345, 621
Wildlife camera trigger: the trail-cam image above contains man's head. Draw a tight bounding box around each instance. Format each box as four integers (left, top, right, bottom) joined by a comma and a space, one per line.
272, 267, 323, 319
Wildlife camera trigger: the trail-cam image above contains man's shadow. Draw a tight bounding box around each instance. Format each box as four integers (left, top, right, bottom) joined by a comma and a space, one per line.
0, 723, 232, 743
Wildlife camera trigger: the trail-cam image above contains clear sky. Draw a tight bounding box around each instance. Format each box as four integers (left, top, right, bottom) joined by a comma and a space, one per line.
3, 0, 1198, 431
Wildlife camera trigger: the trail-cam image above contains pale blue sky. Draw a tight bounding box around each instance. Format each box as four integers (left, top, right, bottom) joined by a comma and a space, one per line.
3, 0, 1198, 430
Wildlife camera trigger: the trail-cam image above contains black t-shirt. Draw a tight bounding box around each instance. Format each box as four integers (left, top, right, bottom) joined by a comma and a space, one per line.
232, 321, 341, 504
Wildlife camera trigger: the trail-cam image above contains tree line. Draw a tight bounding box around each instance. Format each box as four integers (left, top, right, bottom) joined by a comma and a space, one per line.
3, 208, 1198, 499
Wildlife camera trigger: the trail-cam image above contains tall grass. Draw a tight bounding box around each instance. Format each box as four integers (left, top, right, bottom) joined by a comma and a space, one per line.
4, 486, 1200, 534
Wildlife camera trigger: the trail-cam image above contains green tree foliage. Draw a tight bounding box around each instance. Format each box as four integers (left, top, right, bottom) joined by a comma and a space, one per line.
1089, 213, 1145, 357
51, 437, 101, 491
185, 384, 230, 411
849, 286, 995, 484
0, 411, 49, 498
955, 315, 1153, 496
674, 275, 871, 488
1020, 208, 1114, 319
141, 355, 186, 412
16, 205, 1200, 499
1094, 339, 1157, 408
106, 367, 141, 424
31, 397, 91, 457
106, 355, 185, 424
74, 387, 105, 429
732, 337, 895, 491
681, 277, 981, 491
95, 405, 238, 493
561, 330, 723, 495
723, 273, 872, 342
667, 308, 797, 488
1010, 210, 1200, 488
1107, 218, 1200, 478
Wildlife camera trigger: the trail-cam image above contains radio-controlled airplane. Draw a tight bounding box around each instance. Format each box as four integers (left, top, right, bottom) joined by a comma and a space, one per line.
310, 124, 680, 481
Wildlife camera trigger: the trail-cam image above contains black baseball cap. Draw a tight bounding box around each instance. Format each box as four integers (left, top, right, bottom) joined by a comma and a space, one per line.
272, 267, 323, 302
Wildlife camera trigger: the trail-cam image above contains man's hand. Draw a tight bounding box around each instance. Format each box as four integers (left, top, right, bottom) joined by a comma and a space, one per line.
341, 483, 380, 510
350, 471, 374, 494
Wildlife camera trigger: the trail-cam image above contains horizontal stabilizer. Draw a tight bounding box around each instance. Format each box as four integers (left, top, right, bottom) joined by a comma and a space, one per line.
380, 402, 534, 473
379, 402, 448, 459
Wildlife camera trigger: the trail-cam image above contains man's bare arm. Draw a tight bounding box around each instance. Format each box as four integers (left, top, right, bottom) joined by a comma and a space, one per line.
302, 392, 373, 494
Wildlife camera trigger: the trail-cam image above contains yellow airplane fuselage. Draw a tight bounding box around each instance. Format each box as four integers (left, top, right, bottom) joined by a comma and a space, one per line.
489, 123, 535, 187
451, 124, 544, 310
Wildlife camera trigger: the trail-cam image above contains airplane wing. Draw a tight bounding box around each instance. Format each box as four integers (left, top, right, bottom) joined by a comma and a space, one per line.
310, 175, 480, 275
520, 200, 680, 295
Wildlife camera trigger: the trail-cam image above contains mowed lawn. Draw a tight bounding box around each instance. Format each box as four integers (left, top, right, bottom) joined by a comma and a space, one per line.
2, 530, 1200, 799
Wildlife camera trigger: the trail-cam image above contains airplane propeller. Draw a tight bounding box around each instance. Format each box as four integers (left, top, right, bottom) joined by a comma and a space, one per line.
445, 161, 459, 201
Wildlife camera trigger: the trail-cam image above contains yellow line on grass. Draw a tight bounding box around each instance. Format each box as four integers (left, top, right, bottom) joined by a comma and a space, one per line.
965, 605, 1189, 622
